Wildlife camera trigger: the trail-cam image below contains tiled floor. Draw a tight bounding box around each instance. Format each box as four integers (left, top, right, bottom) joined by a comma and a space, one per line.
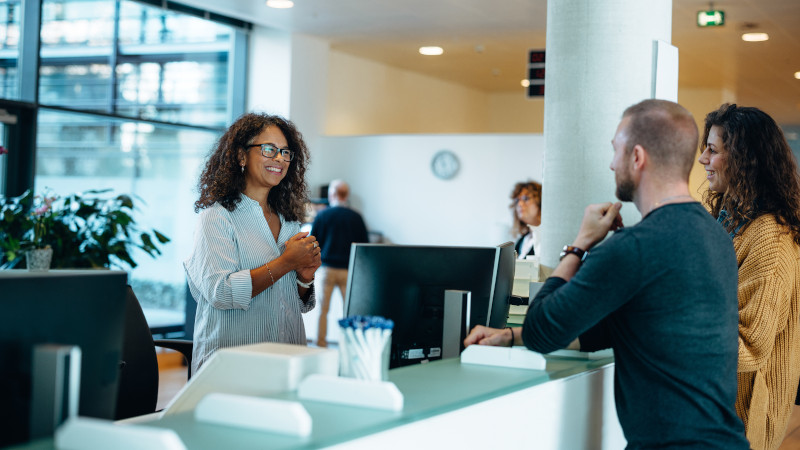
156, 351, 800, 447
156, 351, 189, 411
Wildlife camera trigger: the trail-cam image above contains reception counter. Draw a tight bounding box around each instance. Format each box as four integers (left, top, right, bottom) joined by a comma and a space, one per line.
150, 353, 624, 449
15, 352, 624, 449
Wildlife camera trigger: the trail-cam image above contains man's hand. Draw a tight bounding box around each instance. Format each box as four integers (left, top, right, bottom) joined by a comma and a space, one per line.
463, 325, 514, 348
573, 202, 623, 250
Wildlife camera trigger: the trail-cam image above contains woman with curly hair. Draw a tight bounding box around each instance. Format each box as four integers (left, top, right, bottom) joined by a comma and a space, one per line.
184, 112, 321, 374
510, 180, 543, 259
698, 103, 800, 450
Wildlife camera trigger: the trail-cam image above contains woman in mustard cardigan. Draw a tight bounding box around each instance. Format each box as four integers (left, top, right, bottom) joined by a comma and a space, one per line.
698, 103, 800, 450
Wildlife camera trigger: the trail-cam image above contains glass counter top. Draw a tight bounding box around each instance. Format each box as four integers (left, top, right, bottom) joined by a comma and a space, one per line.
149, 353, 614, 449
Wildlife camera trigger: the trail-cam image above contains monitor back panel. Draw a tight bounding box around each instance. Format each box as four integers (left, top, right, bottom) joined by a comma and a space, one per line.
0, 270, 127, 446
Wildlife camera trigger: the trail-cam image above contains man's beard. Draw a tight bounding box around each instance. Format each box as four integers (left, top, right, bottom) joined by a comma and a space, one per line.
615, 166, 635, 202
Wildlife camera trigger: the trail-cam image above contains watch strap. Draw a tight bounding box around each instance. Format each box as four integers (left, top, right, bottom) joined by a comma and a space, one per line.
559, 245, 588, 263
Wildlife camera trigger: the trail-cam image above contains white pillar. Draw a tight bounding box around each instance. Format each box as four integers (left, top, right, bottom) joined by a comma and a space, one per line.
540, 0, 673, 268
247, 26, 292, 117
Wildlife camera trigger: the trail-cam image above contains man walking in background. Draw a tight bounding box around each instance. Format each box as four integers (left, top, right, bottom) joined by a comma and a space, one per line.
311, 180, 369, 347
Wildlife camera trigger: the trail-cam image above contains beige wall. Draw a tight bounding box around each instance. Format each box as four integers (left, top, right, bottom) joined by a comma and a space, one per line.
488, 93, 544, 133
325, 51, 544, 135
679, 87, 737, 202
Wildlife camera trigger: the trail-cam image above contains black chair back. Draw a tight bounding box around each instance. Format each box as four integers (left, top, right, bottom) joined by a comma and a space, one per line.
115, 285, 159, 420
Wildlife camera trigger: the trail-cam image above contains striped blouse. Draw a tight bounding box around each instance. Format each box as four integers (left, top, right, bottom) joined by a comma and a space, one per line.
183, 194, 316, 374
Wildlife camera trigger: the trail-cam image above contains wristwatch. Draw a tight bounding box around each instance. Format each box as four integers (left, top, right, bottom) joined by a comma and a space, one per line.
559, 245, 589, 263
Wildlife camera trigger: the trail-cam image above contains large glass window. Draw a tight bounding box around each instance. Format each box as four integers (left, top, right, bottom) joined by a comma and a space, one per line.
0, 0, 22, 99
36, 107, 218, 310
13, 0, 249, 314
39, 0, 232, 128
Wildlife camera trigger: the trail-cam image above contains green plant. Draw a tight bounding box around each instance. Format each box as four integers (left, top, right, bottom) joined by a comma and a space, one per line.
0, 190, 33, 266
0, 189, 170, 270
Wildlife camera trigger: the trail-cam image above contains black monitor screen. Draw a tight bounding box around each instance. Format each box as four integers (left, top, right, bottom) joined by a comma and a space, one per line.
344, 242, 514, 369
0, 270, 128, 447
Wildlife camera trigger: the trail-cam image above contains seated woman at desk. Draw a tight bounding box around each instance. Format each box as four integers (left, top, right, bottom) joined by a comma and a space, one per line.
184, 113, 321, 374
510, 180, 543, 258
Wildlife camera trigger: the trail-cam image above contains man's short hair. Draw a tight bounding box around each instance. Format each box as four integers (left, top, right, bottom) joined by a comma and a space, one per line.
328, 179, 349, 201
622, 99, 699, 179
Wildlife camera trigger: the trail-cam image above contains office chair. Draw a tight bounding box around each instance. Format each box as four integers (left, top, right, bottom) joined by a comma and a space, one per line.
115, 285, 193, 420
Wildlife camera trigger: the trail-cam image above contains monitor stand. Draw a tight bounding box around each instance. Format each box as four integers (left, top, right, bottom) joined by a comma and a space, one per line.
441, 290, 471, 360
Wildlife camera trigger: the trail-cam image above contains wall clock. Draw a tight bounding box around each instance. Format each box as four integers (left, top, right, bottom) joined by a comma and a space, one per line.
431, 150, 460, 180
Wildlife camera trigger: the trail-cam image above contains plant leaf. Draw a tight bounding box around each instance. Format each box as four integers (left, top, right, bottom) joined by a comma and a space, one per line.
154, 230, 171, 243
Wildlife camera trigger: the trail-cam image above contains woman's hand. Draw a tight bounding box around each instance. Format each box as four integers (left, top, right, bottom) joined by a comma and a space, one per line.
296, 256, 321, 283
283, 232, 321, 270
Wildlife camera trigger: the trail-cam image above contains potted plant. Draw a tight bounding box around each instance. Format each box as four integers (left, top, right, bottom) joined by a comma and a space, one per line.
25, 193, 57, 270
0, 189, 170, 270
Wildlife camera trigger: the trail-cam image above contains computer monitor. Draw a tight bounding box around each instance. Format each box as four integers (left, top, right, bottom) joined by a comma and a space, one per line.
0, 270, 128, 447
490, 241, 516, 329
343, 242, 515, 369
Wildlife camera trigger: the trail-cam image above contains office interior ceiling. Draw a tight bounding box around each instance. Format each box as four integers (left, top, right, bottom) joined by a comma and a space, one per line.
183, 0, 800, 125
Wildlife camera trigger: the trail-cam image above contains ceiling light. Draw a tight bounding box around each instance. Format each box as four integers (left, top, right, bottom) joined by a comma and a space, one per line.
741, 32, 769, 42
794, 72, 800, 80
419, 46, 443, 56
266, 0, 294, 8
521, 80, 530, 88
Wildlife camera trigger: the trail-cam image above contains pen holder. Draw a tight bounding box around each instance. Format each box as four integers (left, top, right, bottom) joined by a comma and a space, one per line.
338, 316, 393, 382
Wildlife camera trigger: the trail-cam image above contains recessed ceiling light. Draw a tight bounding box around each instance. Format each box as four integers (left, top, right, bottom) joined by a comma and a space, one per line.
794, 71, 800, 80
419, 46, 444, 56
266, 0, 294, 8
741, 32, 769, 42
521, 80, 530, 87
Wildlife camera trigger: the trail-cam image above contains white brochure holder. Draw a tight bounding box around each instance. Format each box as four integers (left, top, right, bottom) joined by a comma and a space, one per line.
194, 393, 312, 437
55, 417, 186, 450
298, 374, 404, 411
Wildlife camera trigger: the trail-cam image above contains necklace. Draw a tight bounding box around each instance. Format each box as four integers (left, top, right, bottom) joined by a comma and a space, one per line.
650, 194, 694, 213
265, 204, 273, 226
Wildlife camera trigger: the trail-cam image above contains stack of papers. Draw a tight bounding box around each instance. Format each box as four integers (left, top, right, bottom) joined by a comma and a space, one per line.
506, 304, 527, 325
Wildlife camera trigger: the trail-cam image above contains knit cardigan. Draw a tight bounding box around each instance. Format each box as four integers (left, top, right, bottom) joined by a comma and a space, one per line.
734, 214, 800, 450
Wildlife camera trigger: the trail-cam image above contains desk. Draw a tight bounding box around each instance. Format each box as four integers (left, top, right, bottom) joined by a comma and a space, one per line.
148, 354, 624, 449
14, 354, 623, 449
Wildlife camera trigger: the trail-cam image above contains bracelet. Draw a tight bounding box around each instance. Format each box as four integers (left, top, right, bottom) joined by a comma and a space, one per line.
505, 326, 514, 347
296, 277, 314, 289
265, 263, 276, 288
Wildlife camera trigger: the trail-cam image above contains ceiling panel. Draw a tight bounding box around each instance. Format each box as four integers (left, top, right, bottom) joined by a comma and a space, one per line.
181, 0, 800, 124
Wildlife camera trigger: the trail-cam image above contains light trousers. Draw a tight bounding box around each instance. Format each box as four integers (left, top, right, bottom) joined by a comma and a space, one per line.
316, 266, 348, 347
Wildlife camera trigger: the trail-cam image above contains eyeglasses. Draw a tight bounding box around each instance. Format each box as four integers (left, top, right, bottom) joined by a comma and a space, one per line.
513, 195, 535, 205
247, 143, 294, 161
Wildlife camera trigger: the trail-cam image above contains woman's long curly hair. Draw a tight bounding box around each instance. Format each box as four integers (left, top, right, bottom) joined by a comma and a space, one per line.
701, 103, 800, 245
510, 180, 542, 237
194, 113, 310, 222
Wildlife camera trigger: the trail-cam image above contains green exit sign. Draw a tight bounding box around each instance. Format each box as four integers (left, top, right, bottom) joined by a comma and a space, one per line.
697, 10, 725, 27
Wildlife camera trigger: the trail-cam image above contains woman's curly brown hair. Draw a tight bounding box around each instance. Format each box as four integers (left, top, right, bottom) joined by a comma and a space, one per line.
194, 113, 310, 222
509, 180, 542, 237
701, 103, 800, 245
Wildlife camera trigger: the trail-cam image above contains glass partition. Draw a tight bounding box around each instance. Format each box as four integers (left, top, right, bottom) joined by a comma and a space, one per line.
36, 107, 220, 309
